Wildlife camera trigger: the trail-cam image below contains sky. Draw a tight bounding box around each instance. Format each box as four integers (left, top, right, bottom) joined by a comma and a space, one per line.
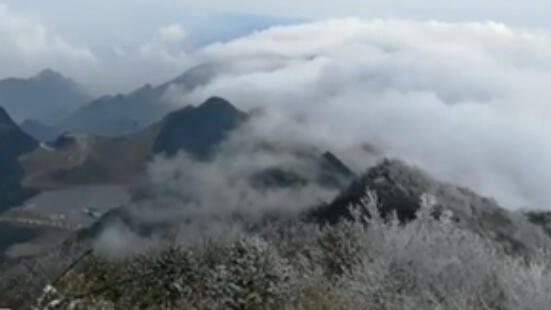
2, 1, 551, 210
1, 0, 551, 94
0, 1, 296, 93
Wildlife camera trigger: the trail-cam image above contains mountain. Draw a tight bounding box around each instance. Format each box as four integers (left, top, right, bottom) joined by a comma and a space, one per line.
67, 150, 358, 251
15, 96, 359, 253
22, 96, 358, 196
153, 97, 247, 159
20, 131, 159, 190
45, 98, 359, 248
59, 63, 221, 137
0, 107, 38, 211
318, 151, 357, 188
310, 159, 551, 255
20, 97, 245, 188
525, 211, 551, 237
250, 151, 356, 191
20, 119, 62, 142
0, 69, 90, 124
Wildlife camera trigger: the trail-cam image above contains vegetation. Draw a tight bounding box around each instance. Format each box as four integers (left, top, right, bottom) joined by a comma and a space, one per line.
3, 192, 551, 309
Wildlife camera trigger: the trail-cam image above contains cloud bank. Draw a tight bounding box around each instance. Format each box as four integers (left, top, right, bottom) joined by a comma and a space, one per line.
102, 128, 342, 249
164, 19, 551, 210
90, 18, 551, 254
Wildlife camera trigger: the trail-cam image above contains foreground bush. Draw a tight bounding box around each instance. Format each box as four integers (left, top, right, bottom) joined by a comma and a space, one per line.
17, 193, 551, 309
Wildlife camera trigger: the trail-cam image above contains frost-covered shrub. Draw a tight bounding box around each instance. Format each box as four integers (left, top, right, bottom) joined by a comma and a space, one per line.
337, 192, 551, 310
35, 237, 295, 309
28, 190, 551, 310
201, 237, 295, 309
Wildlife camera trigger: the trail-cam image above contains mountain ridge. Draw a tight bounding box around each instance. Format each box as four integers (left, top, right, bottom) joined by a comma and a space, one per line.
310, 159, 551, 255
58, 63, 222, 137
0, 69, 90, 124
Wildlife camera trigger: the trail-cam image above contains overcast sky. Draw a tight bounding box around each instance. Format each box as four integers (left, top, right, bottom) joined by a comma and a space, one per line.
6, 0, 551, 26
0, 1, 295, 93
1, 0, 551, 93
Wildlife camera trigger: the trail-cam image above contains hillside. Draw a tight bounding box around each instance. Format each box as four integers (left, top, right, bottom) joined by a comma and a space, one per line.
311, 159, 551, 255
5, 159, 551, 310
0, 69, 90, 124
153, 96, 247, 159
0, 107, 38, 212
59, 64, 221, 137
20, 97, 243, 189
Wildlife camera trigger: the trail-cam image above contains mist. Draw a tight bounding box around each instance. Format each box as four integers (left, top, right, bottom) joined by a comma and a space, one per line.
87, 18, 551, 257
160, 19, 551, 210
93, 122, 347, 253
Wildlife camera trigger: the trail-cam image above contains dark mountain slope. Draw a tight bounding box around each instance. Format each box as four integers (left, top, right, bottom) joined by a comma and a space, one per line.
0, 107, 39, 211
0, 108, 38, 156
154, 97, 247, 159
250, 151, 356, 191
20, 129, 160, 190
525, 211, 551, 237
311, 159, 551, 255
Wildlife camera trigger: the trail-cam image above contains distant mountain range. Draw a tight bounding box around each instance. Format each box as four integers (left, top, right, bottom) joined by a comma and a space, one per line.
0, 95, 357, 260
0, 69, 91, 125
153, 96, 247, 159
0, 64, 223, 140
58, 63, 221, 137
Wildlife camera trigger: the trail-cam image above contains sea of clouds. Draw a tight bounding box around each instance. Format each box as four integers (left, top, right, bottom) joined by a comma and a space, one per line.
162, 19, 551, 210
91, 18, 551, 254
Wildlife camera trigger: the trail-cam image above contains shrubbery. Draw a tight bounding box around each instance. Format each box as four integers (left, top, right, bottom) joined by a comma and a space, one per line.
9, 192, 551, 309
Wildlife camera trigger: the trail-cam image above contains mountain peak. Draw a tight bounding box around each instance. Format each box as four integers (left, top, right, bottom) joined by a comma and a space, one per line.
167, 63, 219, 92
198, 96, 239, 113
0, 68, 90, 124
154, 97, 247, 159
36, 68, 65, 81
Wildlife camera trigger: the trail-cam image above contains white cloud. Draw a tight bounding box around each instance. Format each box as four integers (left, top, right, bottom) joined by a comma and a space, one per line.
89, 23, 192, 93
169, 0, 551, 28
0, 2, 286, 94
168, 19, 551, 209
0, 3, 96, 79
4, 0, 551, 94
139, 24, 190, 64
